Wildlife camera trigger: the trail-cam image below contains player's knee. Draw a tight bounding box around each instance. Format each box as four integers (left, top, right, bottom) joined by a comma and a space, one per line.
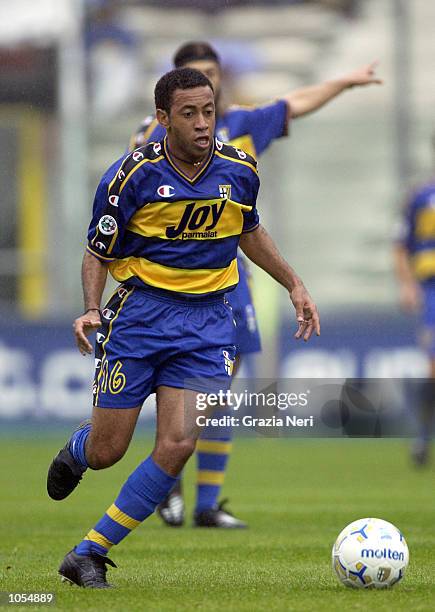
156, 437, 196, 464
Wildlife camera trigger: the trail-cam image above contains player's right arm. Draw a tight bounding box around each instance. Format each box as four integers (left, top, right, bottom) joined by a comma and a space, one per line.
73, 252, 108, 356
74, 149, 145, 355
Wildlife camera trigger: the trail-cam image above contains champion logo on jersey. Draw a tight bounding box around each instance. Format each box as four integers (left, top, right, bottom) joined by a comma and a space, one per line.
102, 308, 115, 320
157, 185, 175, 198
96, 333, 105, 343
236, 148, 247, 160
95, 241, 107, 251
153, 142, 162, 155
118, 169, 126, 180
132, 150, 144, 162
118, 287, 128, 298
109, 195, 119, 207
215, 138, 224, 150
95, 358, 102, 369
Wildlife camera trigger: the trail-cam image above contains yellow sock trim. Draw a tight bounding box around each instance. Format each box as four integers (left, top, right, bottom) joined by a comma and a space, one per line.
196, 440, 233, 455
106, 503, 140, 530
84, 529, 114, 550
197, 470, 225, 485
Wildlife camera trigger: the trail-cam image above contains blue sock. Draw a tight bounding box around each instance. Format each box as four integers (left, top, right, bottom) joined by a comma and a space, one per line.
68, 422, 92, 469
195, 408, 233, 513
75, 456, 177, 556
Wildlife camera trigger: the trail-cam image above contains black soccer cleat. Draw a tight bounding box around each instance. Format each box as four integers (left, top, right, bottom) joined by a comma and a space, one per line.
193, 498, 247, 529
47, 420, 91, 500
47, 446, 86, 500
59, 550, 116, 589
156, 480, 185, 527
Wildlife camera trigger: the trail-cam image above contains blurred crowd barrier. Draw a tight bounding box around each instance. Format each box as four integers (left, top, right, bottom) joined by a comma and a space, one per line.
0, 311, 425, 420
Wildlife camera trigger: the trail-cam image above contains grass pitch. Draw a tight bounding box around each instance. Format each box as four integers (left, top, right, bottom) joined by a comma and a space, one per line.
1, 433, 434, 611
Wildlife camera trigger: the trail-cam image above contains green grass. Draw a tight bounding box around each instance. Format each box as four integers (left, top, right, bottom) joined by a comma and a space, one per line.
0, 434, 434, 611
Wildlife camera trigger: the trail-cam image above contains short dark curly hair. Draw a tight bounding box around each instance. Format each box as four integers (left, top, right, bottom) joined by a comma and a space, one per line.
173, 41, 220, 68
154, 67, 214, 114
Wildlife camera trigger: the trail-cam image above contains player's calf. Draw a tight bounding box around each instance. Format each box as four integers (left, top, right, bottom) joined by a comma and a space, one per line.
85, 404, 141, 469
86, 443, 128, 470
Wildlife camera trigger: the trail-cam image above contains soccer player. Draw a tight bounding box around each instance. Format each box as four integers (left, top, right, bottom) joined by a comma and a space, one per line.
47, 67, 320, 588
394, 165, 435, 465
130, 42, 382, 528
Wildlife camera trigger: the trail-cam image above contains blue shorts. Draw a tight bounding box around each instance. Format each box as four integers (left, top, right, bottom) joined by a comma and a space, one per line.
93, 285, 236, 408
420, 284, 435, 356
226, 255, 261, 354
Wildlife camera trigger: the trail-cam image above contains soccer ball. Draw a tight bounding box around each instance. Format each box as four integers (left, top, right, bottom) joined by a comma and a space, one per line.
332, 518, 409, 588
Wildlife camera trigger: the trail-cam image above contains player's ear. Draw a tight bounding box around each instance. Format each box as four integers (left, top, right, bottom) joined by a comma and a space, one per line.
156, 109, 170, 129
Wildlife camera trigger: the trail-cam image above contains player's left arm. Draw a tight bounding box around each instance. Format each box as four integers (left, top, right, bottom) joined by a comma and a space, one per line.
393, 196, 421, 313
239, 224, 320, 341
285, 61, 383, 119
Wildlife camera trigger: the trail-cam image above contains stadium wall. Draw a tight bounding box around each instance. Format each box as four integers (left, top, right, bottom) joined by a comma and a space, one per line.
0, 312, 424, 422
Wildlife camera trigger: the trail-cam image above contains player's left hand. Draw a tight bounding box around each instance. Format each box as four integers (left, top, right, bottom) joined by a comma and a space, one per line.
290, 284, 321, 342
345, 61, 383, 87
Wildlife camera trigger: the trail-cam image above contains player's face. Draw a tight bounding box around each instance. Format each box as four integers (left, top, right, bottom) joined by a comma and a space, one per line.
160, 86, 216, 161
183, 60, 222, 102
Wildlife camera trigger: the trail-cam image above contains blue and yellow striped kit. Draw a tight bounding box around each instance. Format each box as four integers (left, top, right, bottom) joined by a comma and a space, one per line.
398, 183, 435, 282
399, 183, 435, 283
87, 137, 260, 297
130, 100, 287, 353
398, 182, 435, 354
87, 138, 259, 407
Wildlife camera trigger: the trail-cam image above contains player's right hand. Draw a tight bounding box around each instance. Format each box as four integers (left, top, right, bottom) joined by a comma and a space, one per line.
73, 312, 102, 355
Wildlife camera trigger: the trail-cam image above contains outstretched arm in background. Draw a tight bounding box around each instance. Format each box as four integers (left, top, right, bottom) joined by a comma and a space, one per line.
285, 61, 383, 119
239, 225, 320, 341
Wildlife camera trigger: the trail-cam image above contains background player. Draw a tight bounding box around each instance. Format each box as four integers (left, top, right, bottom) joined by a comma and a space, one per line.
394, 150, 435, 465
130, 41, 382, 528
47, 67, 320, 588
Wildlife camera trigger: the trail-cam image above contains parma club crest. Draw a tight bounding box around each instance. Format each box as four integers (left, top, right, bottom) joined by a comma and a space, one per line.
219, 184, 232, 199
223, 350, 234, 376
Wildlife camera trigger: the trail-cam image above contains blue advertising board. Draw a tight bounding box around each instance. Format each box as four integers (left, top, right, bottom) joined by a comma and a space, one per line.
278, 309, 426, 379
0, 310, 427, 423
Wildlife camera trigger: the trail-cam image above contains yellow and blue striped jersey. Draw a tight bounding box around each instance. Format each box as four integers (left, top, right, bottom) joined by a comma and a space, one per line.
396, 182, 435, 282
87, 137, 260, 296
